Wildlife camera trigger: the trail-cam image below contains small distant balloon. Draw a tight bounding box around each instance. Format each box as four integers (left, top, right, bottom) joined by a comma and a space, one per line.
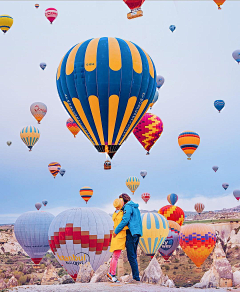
66, 118, 80, 138
232, 50, 240, 64
214, 100, 225, 113
59, 169, 66, 176
42, 200, 48, 206
45, 8, 58, 24
40, 63, 47, 70
35, 4, 39, 8
233, 190, 240, 201
149, 90, 159, 109
141, 193, 150, 204
0, 15, 13, 34
20, 126, 40, 151
169, 25, 176, 32
30, 102, 47, 124
222, 183, 229, 190
48, 162, 61, 178
126, 177, 140, 195
178, 131, 200, 160
212, 166, 218, 172
6, 141, 12, 146
35, 203, 42, 210
194, 203, 205, 214
140, 170, 147, 179
156, 75, 165, 89
167, 193, 178, 206
80, 187, 93, 204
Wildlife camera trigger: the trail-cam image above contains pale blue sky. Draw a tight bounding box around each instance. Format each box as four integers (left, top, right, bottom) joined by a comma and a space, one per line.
0, 1, 240, 223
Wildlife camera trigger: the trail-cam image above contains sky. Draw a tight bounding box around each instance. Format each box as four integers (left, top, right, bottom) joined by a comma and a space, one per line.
0, 0, 240, 224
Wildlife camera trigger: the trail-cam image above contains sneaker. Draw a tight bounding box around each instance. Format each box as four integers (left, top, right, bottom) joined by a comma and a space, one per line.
107, 273, 120, 283
107, 273, 113, 282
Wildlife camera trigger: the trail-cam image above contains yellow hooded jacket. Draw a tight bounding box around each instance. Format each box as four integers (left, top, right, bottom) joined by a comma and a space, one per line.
110, 210, 128, 252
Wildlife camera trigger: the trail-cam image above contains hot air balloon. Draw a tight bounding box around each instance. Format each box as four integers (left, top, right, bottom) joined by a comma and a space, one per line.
139, 212, 169, 256
167, 193, 178, 206
126, 177, 140, 194
179, 224, 216, 267
35, 203, 42, 210
178, 131, 200, 160
40, 63, 46, 70
169, 25, 176, 32
123, 0, 145, 19
48, 207, 113, 281
194, 203, 205, 215
48, 162, 61, 178
233, 190, 240, 201
20, 126, 40, 151
149, 90, 159, 109
56, 37, 156, 159
222, 183, 229, 190
140, 170, 147, 179
212, 166, 218, 172
158, 205, 185, 226
133, 113, 163, 154
156, 75, 165, 89
35, 4, 39, 8
45, 8, 58, 24
66, 118, 80, 138
159, 220, 181, 261
6, 141, 12, 146
42, 200, 48, 206
80, 187, 93, 204
15, 211, 54, 264
30, 102, 47, 124
59, 169, 66, 176
232, 50, 240, 64
213, 0, 226, 9
214, 100, 225, 113
141, 193, 150, 204
104, 160, 111, 170
0, 15, 13, 34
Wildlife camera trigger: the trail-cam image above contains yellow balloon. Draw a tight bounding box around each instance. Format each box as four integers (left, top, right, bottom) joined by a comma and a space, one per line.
126, 176, 140, 194
20, 126, 40, 151
0, 15, 13, 34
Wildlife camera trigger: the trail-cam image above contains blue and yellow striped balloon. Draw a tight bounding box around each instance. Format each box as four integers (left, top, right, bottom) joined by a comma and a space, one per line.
20, 126, 40, 151
0, 15, 13, 34
139, 212, 169, 256
126, 176, 140, 194
56, 37, 156, 159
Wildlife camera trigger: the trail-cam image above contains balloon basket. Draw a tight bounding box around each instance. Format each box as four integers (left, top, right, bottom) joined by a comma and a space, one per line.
187, 157, 191, 160
196, 267, 202, 272
127, 9, 143, 19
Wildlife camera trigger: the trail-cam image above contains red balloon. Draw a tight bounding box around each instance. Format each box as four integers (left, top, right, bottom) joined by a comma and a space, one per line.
124, 0, 145, 10
141, 193, 150, 204
158, 205, 185, 226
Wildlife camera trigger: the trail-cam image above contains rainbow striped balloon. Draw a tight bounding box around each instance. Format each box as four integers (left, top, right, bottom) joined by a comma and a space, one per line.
20, 126, 40, 151
66, 118, 80, 138
126, 177, 140, 195
178, 131, 200, 160
139, 212, 169, 256
80, 187, 93, 204
48, 162, 61, 178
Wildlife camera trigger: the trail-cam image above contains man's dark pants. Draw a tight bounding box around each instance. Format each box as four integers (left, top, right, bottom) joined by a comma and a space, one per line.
126, 230, 140, 281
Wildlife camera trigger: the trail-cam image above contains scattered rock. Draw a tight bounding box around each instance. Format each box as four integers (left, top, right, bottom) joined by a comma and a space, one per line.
233, 270, 240, 287
90, 261, 110, 283
60, 274, 75, 284
7, 275, 18, 288
0, 278, 7, 289
76, 262, 94, 283
41, 264, 59, 285
120, 274, 132, 283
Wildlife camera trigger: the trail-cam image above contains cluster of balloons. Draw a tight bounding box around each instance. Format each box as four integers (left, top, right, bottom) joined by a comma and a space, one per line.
48, 162, 65, 178
35, 200, 48, 210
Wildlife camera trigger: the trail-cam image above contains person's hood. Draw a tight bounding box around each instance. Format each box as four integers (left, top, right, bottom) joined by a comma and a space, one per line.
126, 201, 139, 208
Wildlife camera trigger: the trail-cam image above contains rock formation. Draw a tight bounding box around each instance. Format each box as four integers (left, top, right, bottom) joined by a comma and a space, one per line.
228, 227, 240, 248
194, 241, 233, 288
0, 278, 7, 289
76, 262, 94, 283
141, 256, 175, 287
41, 264, 59, 285
90, 260, 110, 283
233, 270, 240, 287
7, 275, 18, 288
59, 274, 74, 284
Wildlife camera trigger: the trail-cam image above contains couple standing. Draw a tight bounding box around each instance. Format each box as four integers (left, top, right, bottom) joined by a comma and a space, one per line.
107, 193, 142, 283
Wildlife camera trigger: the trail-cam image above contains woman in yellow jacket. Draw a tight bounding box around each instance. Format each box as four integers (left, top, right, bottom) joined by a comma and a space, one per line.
107, 198, 128, 283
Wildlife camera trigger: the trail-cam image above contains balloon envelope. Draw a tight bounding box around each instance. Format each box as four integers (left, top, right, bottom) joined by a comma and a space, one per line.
214, 100, 225, 113
167, 193, 178, 206
149, 90, 159, 109
59, 169, 66, 176
178, 131, 200, 160
35, 203, 42, 210
45, 8, 58, 24
126, 177, 140, 194
213, 0, 226, 9
233, 190, 240, 201
80, 187, 93, 204
222, 183, 229, 190
179, 223, 216, 267
140, 170, 147, 179
159, 220, 181, 261
15, 211, 54, 264
48, 207, 113, 281
232, 50, 240, 63
158, 205, 185, 226
0, 15, 13, 33
169, 25, 176, 32
35, 4, 39, 8
66, 118, 80, 138
6, 141, 12, 146
56, 37, 156, 159
156, 75, 165, 89
48, 162, 61, 178
133, 113, 163, 154
194, 203, 205, 214
212, 166, 218, 172
30, 102, 47, 124
139, 212, 169, 256
40, 63, 47, 70
20, 126, 40, 151
42, 200, 48, 206
141, 193, 150, 204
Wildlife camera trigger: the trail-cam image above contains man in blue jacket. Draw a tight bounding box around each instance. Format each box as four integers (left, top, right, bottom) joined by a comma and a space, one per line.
113, 193, 142, 282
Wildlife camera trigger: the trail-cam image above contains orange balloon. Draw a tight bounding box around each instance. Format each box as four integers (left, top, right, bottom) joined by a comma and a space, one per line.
213, 0, 226, 9
179, 224, 216, 267
66, 118, 80, 138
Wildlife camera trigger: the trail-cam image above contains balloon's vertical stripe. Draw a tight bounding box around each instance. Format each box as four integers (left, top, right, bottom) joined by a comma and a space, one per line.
108, 95, 119, 145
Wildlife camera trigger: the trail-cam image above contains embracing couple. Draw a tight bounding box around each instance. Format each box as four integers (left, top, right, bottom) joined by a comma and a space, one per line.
107, 193, 142, 283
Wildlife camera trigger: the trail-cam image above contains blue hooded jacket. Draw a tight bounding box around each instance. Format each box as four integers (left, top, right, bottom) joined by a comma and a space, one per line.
114, 201, 142, 236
